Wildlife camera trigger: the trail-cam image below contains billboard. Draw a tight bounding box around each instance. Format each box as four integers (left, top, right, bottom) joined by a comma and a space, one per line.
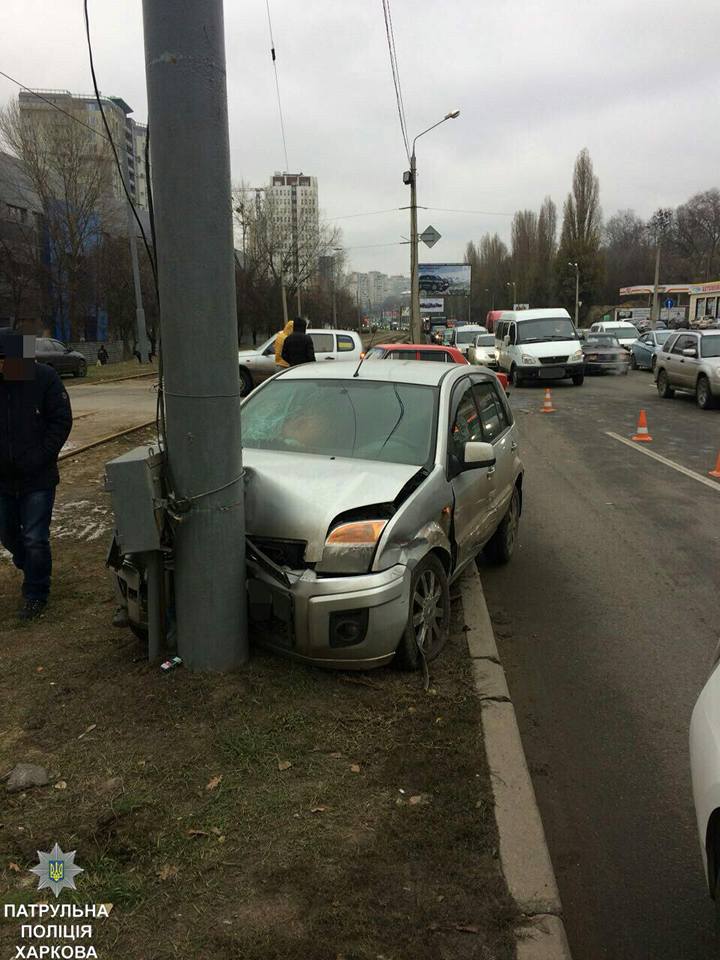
418, 263, 471, 297
420, 298, 444, 314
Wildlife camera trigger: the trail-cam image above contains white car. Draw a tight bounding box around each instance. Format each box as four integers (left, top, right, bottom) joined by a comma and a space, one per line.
588, 320, 640, 350
449, 324, 488, 356
468, 333, 499, 369
238, 328, 362, 395
690, 657, 720, 910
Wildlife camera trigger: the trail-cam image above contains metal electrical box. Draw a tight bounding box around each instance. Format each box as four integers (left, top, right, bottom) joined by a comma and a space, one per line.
105, 446, 166, 553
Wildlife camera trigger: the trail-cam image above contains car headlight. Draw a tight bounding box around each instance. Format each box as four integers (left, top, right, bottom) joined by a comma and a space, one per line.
569, 349, 584, 362
521, 354, 539, 364
714, 366, 720, 379
316, 520, 388, 575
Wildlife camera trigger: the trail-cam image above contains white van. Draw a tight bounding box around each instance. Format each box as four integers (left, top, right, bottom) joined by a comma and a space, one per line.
449, 323, 488, 356
494, 308, 584, 387
588, 320, 640, 349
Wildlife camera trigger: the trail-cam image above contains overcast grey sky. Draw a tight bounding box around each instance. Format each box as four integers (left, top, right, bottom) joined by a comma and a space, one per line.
2, 0, 718, 274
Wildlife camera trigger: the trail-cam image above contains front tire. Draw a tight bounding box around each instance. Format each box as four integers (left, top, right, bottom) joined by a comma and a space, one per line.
239, 367, 253, 397
510, 365, 524, 387
657, 369, 674, 398
74, 361, 87, 378
394, 554, 449, 671
697, 375, 715, 410
484, 486, 520, 565
572, 374, 584, 385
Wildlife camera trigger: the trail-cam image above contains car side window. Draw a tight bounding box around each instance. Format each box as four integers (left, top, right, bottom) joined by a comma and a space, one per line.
35, 338, 50, 350
472, 382, 509, 442
449, 385, 483, 463
50, 340, 65, 351
310, 333, 335, 352
663, 334, 678, 353
336, 334, 355, 352
418, 350, 446, 362
387, 349, 412, 360
672, 335, 693, 354
640, 334, 651, 344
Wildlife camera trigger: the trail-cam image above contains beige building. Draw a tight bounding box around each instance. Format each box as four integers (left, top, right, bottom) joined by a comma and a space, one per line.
19, 89, 148, 210
267, 172, 319, 282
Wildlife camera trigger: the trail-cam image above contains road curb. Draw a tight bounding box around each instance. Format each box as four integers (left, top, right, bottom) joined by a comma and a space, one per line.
461, 566, 572, 960
70, 371, 158, 386
59, 419, 157, 461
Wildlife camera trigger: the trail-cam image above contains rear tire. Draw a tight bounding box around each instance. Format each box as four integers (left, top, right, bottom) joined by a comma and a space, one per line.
657, 369, 674, 398
572, 374, 584, 386
394, 554, 449, 671
74, 361, 87, 378
239, 367, 253, 397
697, 375, 715, 410
510, 365, 524, 387
630, 353, 638, 370
484, 486, 520, 565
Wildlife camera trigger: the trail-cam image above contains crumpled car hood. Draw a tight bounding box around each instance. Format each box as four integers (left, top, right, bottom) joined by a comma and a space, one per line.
243, 449, 421, 562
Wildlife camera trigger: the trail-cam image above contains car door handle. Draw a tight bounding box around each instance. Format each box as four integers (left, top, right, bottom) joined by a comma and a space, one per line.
324, 357, 335, 360
511, 440, 518, 451
486, 466, 496, 477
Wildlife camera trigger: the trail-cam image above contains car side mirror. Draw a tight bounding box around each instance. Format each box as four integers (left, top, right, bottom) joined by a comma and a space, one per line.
464, 441, 496, 469
682, 348, 698, 358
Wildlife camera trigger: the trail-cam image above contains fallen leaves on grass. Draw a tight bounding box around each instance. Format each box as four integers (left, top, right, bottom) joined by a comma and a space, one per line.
54, 781, 67, 791
187, 829, 209, 838
157, 864, 178, 881
277, 760, 292, 771
8, 862, 21, 872
350, 764, 361, 774
206, 775, 222, 791
78, 723, 97, 740
310, 805, 328, 814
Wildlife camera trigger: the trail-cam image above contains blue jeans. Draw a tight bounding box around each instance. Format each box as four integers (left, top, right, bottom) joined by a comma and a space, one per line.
0, 489, 56, 602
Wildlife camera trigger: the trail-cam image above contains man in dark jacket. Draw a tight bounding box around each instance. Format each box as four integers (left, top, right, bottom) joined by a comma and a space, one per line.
0, 334, 73, 619
281, 316, 316, 366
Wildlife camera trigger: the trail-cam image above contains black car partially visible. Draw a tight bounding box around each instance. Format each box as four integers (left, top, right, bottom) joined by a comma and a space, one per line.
35, 338, 87, 378
581, 334, 630, 375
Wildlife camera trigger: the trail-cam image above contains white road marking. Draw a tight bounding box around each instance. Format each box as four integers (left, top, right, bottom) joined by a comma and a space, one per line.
606, 431, 720, 492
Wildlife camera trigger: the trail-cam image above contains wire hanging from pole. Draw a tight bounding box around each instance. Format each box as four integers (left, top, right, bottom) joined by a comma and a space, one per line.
265, 0, 290, 171
381, 0, 410, 162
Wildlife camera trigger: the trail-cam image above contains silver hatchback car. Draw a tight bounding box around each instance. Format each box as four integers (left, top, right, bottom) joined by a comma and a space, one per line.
655, 330, 720, 409
241, 360, 523, 669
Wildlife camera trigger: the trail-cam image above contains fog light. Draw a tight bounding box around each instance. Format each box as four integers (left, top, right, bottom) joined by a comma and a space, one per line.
329, 609, 369, 648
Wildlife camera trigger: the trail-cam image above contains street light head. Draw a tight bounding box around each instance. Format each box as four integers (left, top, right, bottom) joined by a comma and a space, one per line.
445, 109, 461, 120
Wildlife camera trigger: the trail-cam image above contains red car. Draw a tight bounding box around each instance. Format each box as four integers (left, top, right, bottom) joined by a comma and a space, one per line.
365, 343, 468, 364
365, 342, 509, 393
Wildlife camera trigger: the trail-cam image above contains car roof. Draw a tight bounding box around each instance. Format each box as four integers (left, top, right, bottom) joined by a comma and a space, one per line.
498, 308, 572, 321
373, 343, 451, 351
275, 358, 489, 387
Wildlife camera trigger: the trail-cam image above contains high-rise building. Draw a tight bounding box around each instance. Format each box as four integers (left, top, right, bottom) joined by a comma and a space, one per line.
267, 172, 319, 283
18, 89, 148, 209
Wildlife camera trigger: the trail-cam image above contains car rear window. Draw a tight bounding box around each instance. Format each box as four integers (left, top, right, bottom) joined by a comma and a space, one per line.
418, 350, 448, 362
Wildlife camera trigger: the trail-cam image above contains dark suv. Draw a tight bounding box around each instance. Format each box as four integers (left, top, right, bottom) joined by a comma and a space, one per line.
35, 338, 87, 377
419, 274, 450, 293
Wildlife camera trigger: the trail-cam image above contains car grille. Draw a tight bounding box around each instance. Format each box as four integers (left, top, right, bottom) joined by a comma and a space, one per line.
539, 355, 568, 364
248, 537, 308, 569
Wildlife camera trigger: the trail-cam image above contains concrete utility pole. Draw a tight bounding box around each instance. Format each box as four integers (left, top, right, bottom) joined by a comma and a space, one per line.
568, 261, 580, 327
406, 109, 460, 344
142, 0, 247, 670
650, 245, 662, 330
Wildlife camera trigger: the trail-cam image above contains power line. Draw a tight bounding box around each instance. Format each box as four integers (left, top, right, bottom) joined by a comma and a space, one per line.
265, 0, 289, 171
425, 206, 514, 218
323, 207, 403, 222
0, 69, 111, 143
381, 0, 410, 161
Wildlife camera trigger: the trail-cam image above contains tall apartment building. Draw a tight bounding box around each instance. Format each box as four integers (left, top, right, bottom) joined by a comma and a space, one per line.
347, 271, 410, 309
267, 172, 319, 282
18, 90, 148, 210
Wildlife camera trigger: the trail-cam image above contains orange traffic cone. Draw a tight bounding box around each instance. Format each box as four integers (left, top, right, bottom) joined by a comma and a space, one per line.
632, 409, 652, 442
709, 452, 720, 479
539, 387, 556, 414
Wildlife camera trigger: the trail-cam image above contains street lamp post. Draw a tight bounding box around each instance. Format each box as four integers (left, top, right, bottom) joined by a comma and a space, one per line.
568, 261, 579, 327
505, 281, 516, 307
484, 287, 495, 311
405, 109, 460, 344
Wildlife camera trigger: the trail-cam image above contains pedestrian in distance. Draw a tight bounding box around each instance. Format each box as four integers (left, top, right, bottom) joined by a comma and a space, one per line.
0, 332, 72, 620
274, 318, 295, 368
97, 344, 109, 366
281, 316, 316, 366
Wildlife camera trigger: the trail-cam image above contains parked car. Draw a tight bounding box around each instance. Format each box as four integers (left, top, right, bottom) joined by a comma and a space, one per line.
468, 333, 499, 369
588, 320, 640, 349
630, 329, 673, 371
111, 361, 524, 670
35, 337, 87, 378
364, 343, 467, 364
494, 308, 584, 387
580, 334, 629, 374
238, 328, 362, 396
418, 274, 450, 294
654, 330, 720, 409
448, 324, 488, 357
690, 655, 720, 913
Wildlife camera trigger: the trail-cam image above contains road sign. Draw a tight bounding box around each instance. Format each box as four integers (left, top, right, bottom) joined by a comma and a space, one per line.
664, 297, 674, 308
420, 225, 441, 248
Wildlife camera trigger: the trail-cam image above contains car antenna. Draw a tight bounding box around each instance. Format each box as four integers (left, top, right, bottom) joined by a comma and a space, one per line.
353, 325, 381, 377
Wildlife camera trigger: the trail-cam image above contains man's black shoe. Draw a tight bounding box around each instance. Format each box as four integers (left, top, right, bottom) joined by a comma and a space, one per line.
18, 599, 47, 621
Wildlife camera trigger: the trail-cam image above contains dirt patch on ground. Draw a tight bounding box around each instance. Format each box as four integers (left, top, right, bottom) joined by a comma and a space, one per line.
0, 434, 517, 959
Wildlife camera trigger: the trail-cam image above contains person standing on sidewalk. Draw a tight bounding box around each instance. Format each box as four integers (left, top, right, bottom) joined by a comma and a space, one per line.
0, 333, 73, 620
281, 316, 316, 366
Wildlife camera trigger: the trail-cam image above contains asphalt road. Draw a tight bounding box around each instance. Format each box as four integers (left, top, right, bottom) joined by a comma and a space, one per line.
479, 369, 720, 960
64, 376, 158, 451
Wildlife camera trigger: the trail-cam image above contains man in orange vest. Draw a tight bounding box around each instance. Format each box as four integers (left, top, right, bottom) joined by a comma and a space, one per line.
274, 319, 295, 368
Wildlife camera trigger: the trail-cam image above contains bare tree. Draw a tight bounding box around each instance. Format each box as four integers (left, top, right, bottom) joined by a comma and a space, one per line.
535, 196, 557, 305
511, 210, 538, 303
0, 98, 113, 339
674, 189, 720, 280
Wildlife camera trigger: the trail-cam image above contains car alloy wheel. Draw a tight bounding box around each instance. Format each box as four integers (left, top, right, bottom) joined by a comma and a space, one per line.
697, 375, 714, 410
395, 554, 449, 671
657, 370, 674, 398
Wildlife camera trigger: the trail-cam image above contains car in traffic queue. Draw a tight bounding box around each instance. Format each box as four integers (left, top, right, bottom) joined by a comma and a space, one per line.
494, 308, 585, 387
110, 361, 524, 671
448, 324, 488, 357
238, 328, 362, 396
630, 329, 673, 371
581, 334, 630, 375
364, 343, 467, 364
468, 333, 499, 369
654, 329, 720, 409
588, 320, 640, 349
35, 337, 88, 378
690, 653, 720, 916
